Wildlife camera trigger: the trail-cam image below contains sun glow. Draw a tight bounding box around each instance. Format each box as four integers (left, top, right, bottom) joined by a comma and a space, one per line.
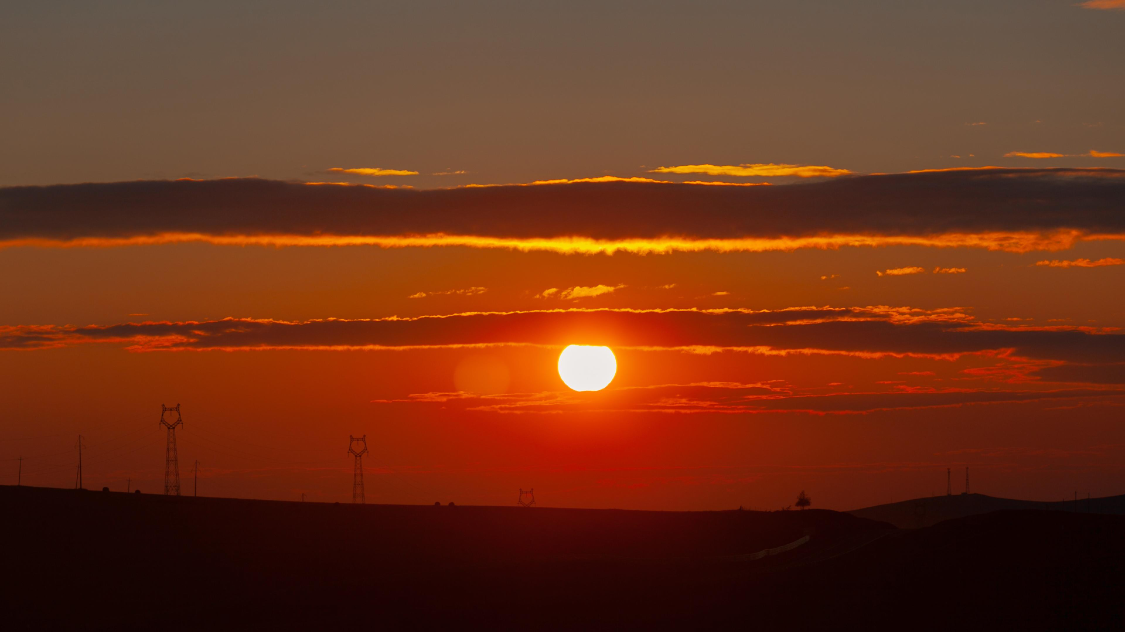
558, 345, 617, 392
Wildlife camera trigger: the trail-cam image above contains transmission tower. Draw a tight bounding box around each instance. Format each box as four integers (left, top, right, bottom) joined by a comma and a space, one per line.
160, 404, 183, 496
348, 435, 368, 504
75, 435, 84, 489
946, 468, 951, 496
963, 467, 970, 495
518, 488, 536, 507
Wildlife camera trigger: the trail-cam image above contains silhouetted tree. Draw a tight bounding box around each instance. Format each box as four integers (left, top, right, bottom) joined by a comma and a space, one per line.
795, 490, 811, 510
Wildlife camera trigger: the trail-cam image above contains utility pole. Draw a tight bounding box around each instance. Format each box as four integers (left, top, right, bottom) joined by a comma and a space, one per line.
17, 456, 22, 486
127, 477, 131, 493
964, 467, 970, 495
348, 435, 368, 504
191, 460, 199, 497
946, 468, 951, 496
75, 435, 84, 489
159, 404, 183, 496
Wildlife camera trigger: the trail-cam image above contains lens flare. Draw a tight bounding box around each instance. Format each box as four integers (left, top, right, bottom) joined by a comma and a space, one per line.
557, 345, 617, 392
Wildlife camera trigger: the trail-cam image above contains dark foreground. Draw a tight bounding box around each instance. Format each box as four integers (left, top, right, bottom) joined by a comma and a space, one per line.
2, 486, 1123, 631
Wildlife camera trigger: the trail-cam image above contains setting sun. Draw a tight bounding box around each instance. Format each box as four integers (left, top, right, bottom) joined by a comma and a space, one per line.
558, 345, 617, 392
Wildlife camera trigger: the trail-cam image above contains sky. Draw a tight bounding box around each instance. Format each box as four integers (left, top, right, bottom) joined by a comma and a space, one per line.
2, 1, 1124, 510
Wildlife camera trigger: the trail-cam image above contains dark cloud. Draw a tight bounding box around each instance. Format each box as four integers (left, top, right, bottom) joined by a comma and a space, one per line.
1032, 363, 1125, 385
1, 168, 1124, 244
3, 308, 1123, 367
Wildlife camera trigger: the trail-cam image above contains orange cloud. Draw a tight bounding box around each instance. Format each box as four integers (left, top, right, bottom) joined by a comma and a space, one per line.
1005, 150, 1122, 159
1005, 152, 1065, 159
1080, 0, 1125, 9
682, 181, 772, 187
408, 287, 488, 299
877, 267, 926, 277
541, 284, 625, 300
1035, 257, 1125, 268
650, 164, 850, 178
933, 267, 967, 274
529, 176, 669, 185
327, 167, 419, 177
3, 230, 1115, 255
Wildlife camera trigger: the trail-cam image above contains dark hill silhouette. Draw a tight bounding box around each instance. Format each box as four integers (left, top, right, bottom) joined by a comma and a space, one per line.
3, 485, 1123, 630
850, 492, 1125, 529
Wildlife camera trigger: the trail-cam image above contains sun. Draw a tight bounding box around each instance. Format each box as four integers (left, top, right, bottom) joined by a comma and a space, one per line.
558, 345, 617, 392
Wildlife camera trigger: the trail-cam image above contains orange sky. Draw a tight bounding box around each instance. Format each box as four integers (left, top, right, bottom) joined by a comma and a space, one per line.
2, 2, 1125, 511
3, 174, 1124, 509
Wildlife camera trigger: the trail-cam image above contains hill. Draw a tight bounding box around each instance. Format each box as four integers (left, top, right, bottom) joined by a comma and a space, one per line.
850, 492, 1125, 529
2, 485, 1124, 630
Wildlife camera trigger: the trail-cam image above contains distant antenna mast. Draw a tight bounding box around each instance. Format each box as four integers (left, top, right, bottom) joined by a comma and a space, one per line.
946, 468, 951, 496
192, 459, 200, 497
348, 435, 368, 504
160, 404, 183, 496
75, 435, 84, 489
964, 467, 970, 495
518, 488, 536, 507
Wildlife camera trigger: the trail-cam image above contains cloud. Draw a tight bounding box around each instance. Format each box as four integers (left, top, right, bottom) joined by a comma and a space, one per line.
877, 267, 925, 277
544, 284, 625, 300
933, 267, 967, 274
326, 167, 419, 177
3, 307, 1122, 373
529, 176, 669, 185
712, 291, 730, 296
3, 169, 1125, 254
431, 170, 467, 176
1005, 152, 1065, 159
374, 382, 1121, 416
1080, 0, 1125, 10
408, 287, 488, 299
1006, 150, 1123, 159
681, 181, 772, 187
1035, 257, 1125, 268
650, 163, 850, 178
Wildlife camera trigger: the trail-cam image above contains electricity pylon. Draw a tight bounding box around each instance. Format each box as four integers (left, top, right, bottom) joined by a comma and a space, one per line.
160, 404, 183, 496
348, 435, 368, 504
192, 459, 200, 497
518, 488, 536, 507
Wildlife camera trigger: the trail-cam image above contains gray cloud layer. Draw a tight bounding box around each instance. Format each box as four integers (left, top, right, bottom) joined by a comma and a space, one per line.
3, 308, 1123, 372
2, 169, 1124, 242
